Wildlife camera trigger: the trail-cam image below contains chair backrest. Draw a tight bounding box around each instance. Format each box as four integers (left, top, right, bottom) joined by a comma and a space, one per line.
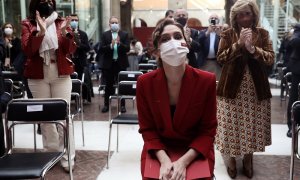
6, 98, 68, 122
5, 98, 70, 154
118, 81, 137, 97
292, 101, 300, 125
298, 83, 300, 100
138, 63, 155, 73
147, 60, 157, 65
70, 72, 78, 79
2, 71, 22, 81
71, 79, 82, 95
118, 71, 143, 82
4, 79, 13, 94
285, 72, 292, 83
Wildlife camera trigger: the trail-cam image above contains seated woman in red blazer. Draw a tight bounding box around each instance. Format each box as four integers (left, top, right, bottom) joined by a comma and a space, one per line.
137, 19, 217, 180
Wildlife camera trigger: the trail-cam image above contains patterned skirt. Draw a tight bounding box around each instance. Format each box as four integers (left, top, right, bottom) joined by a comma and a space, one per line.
215, 67, 272, 157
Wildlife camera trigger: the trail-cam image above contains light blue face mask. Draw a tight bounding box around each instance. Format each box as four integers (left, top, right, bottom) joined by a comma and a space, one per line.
70, 21, 78, 29
111, 23, 119, 32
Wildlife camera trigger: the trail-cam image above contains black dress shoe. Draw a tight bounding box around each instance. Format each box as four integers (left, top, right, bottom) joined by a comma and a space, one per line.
101, 105, 109, 113
287, 129, 292, 138
121, 106, 126, 113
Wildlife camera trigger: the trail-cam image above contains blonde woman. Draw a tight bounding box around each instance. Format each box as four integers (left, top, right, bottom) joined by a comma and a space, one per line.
215, 0, 274, 178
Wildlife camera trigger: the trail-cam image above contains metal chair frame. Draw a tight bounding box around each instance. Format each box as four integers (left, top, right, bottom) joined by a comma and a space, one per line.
107, 81, 138, 169
290, 100, 300, 180
71, 79, 85, 146
0, 98, 73, 180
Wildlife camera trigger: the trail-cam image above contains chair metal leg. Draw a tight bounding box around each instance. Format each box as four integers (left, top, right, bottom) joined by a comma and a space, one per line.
80, 96, 85, 146
117, 124, 119, 153
12, 122, 15, 147
67, 121, 74, 180
290, 122, 296, 180
34, 124, 37, 151
107, 122, 113, 169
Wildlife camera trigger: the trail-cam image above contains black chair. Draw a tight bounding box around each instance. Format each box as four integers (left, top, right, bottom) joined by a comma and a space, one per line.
2, 71, 26, 99
71, 79, 85, 146
70, 72, 78, 79
281, 71, 292, 107
138, 63, 155, 74
118, 71, 143, 82
290, 101, 300, 180
107, 81, 138, 169
4, 79, 13, 95
147, 60, 158, 69
0, 98, 73, 180
280, 67, 289, 102
298, 83, 300, 100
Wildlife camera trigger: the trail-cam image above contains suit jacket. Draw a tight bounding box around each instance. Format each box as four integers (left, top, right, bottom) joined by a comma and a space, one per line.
287, 30, 300, 75
72, 29, 90, 68
137, 65, 217, 175
197, 29, 220, 67
21, 17, 76, 79
187, 28, 201, 68
99, 30, 130, 70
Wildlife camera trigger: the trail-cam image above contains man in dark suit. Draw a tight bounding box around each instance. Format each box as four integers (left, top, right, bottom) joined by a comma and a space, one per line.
100, 16, 130, 113
198, 13, 222, 80
286, 23, 300, 137
174, 9, 201, 68
70, 14, 94, 102
70, 14, 90, 80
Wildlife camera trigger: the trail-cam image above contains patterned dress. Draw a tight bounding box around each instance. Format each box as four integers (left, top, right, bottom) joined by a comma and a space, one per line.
215, 66, 272, 157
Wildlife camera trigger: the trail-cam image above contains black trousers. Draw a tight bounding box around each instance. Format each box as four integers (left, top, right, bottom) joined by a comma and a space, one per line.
102, 61, 125, 106
287, 74, 300, 129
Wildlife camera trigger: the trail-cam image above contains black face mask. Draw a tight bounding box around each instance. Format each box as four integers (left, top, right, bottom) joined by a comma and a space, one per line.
176, 17, 187, 27
37, 2, 54, 18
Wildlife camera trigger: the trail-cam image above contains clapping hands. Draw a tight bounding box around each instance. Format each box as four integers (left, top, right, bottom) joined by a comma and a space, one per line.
36, 11, 46, 36
239, 28, 255, 53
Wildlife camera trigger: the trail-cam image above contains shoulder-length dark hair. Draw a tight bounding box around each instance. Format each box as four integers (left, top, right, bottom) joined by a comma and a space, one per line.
152, 19, 188, 66
29, 0, 57, 20
1, 22, 16, 37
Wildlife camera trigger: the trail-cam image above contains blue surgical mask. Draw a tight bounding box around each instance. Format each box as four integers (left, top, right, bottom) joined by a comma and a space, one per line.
111, 23, 119, 32
70, 21, 78, 29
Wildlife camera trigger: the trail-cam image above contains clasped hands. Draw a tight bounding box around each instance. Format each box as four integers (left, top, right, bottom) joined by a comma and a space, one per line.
111, 37, 120, 47
159, 159, 187, 180
36, 10, 71, 37
238, 27, 255, 54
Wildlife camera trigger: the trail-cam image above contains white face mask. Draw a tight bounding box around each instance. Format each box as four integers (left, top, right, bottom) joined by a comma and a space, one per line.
160, 39, 189, 66
111, 23, 119, 32
4, 28, 13, 35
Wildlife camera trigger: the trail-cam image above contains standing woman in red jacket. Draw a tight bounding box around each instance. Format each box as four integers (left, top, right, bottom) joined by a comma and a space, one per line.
137, 19, 217, 180
21, 0, 76, 172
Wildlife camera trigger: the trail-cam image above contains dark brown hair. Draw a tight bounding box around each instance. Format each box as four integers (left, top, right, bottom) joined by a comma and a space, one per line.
29, 0, 56, 20
152, 19, 188, 66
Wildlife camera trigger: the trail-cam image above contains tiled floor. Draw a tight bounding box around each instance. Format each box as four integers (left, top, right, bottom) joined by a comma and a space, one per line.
11, 78, 300, 180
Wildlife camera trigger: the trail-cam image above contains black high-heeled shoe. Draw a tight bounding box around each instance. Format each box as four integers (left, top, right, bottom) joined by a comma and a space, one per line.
243, 154, 253, 178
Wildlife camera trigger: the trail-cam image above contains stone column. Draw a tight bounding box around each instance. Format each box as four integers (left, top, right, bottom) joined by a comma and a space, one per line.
102, 0, 112, 31
273, 0, 279, 51
168, 0, 187, 10
111, 0, 121, 20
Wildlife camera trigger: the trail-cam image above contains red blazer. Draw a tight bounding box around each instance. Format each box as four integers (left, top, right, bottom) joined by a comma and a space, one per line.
137, 65, 217, 176
21, 17, 76, 79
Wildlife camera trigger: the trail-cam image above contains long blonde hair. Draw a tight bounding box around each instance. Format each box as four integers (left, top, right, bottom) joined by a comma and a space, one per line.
230, 0, 260, 31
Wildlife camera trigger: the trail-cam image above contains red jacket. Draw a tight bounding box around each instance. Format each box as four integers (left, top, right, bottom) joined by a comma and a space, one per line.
21, 17, 76, 79
137, 65, 217, 176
